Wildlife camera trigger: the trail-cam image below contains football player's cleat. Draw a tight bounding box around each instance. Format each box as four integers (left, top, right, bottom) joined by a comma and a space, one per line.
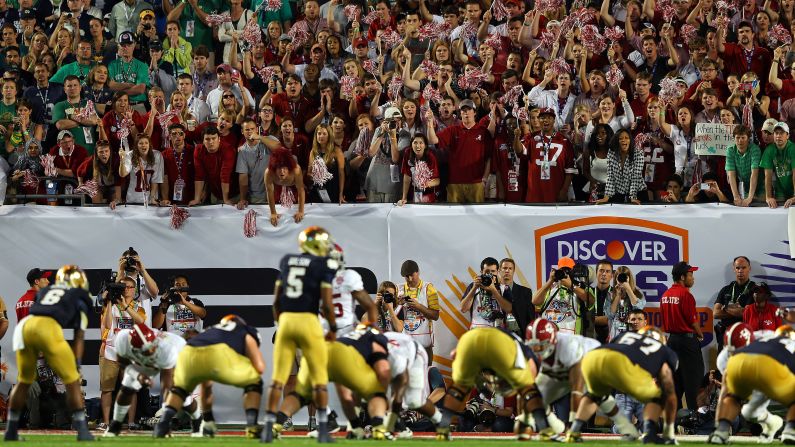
308, 416, 317, 432
513, 419, 532, 441
537, 427, 557, 441
397, 427, 414, 439
247, 425, 263, 439
782, 426, 795, 445
282, 416, 294, 431
436, 427, 451, 441
317, 429, 335, 443
371, 425, 394, 441
152, 422, 170, 438
104, 421, 123, 437
562, 431, 582, 443
643, 433, 670, 445
346, 428, 366, 440
201, 420, 217, 437
3, 432, 21, 441
707, 430, 730, 445
759, 414, 783, 444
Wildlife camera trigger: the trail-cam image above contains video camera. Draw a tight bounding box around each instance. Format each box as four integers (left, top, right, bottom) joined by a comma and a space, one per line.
162, 286, 190, 306
96, 272, 126, 307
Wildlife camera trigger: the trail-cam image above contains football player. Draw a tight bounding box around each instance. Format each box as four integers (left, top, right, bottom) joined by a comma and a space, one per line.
712, 322, 782, 444
105, 323, 201, 437
708, 325, 795, 445
5, 265, 94, 441
326, 243, 377, 336
264, 226, 338, 444
564, 327, 678, 444
270, 326, 392, 440
383, 331, 443, 438
154, 315, 265, 438
435, 326, 552, 441
526, 318, 615, 434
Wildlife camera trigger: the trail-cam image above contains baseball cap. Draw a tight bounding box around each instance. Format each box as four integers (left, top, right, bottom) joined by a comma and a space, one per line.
762, 118, 779, 133
149, 39, 163, 51
384, 106, 402, 120
641, 21, 656, 32
139, 9, 155, 19
557, 257, 576, 269
673, 76, 688, 86
20, 8, 35, 19
537, 107, 556, 116
216, 63, 232, 73
504, 0, 523, 6
774, 121, 790, 134
118, 31, 135, 45
353, 37, 369, 48
278, 33, 292, 42
459, 99, 476, 110
57, 129, 73, 140
27, 268, 52, 286
672, 261, 698, 279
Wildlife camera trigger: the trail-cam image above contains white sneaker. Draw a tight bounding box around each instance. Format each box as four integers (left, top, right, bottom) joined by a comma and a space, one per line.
759, 414, 783, 444
200, 420, 217, 437
707, 430, 730, 445
781, 427, 795, 445
397, 428, 413, 439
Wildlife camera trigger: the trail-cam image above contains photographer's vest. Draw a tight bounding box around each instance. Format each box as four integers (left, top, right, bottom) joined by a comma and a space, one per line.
470, 288, 505, 329
540, 286, 579, 334
104, 301, 146, 361
165, 301, 204, 335
398, 281, 434, 348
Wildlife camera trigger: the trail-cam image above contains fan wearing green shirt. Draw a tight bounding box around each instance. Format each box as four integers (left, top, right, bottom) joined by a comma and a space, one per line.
0, 78, 18, 156
52, 75, 100, 155
725, 124, 762, 207
50, 40, 95, 88
760, 121, 795, 209
164, 0, 222, 53
107, 32, 150, 110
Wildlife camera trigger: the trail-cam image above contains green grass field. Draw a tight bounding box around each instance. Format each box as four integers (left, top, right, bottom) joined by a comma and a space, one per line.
9, 434, 779, 447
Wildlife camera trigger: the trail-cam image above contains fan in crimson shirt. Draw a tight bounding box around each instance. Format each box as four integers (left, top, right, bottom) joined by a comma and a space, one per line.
50, 130, 89, 179
742, 283, 783, 331
489, 101, 526, 202
189, 126, 236, 205
161, 123, 195, 206
76, 140, 122, 206
518, 108, 576, 203
718, 21, 772, 90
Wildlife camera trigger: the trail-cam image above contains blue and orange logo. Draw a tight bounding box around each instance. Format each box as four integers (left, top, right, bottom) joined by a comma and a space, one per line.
534, 217, 689, 302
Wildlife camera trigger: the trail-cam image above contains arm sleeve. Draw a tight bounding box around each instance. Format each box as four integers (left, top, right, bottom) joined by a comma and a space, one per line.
750, 145, 761, 169
759, 147, 773, 169
725, 147, 737, 171
426, 283, 440, 310
220, 145, 236, 182
194, 147, 206, 181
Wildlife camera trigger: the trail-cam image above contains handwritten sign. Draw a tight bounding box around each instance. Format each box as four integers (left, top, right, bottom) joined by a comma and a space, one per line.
694, 123, 735, 156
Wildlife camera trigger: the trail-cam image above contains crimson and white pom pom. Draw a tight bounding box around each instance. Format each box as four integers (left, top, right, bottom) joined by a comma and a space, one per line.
355, 127, 372, 157
22, 170, 38, 188
242, 19, 263, 46
483, 34, 503, 52
538, 30, 557, 51
74, 180, 99, 198
388, 75, 403, 99
742, 102, 753, 129
287, 21, 310, 48
169, 205, 190, 230
634, 132, 650, 148
550, 57, 571, 77
420, 60, 439, 79
606, 64, 624, 86
40, 154, 56, 177
661, 4, 676, 21
418, 21, 451, 42
769, 24, 793, 48
255, 66, 277, 84
157, 110, 179, 129
73, 100, 97, 121
343, 4, 360, 21
535, 0, 562, 11
279, 186, 295, 208
457, 69, 487, 91
501, 85, 524, 108
580, 25, 606, 54
658, 77, 680, 105
715, 0, 738, 14
680, 24, 698, 42
490, 0, 510, 21
206, 12, 232, 25
340, 75, 359, 98
422, 84, 443, 105
243, 209, 258, 238
513, 106, 529, 121
362, 59, 380, 76
460, 21, 478, 42
604, 26, 624, 43
380, 27, 402, 49
263, 0, 282, 11
362, 9, 380, 25
413, 160, 433, 190
310, 156, 333, 187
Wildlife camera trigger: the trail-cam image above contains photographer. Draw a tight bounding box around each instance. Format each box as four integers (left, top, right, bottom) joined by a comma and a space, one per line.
396, 260, 440, 360
367, 281, 404, 332
152, 275, 206, 336
100, 277, 146, 431
606, 266, 646, 341
532, 257, 594, 335
115, 247, 158, 327
460, 257, 512, 329
365, 106, 403, 203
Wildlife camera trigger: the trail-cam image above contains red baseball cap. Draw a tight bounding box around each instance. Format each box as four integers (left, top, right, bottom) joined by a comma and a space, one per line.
353, 37, 369, 48
537, 107, 556, 116
27, 268, 52, 285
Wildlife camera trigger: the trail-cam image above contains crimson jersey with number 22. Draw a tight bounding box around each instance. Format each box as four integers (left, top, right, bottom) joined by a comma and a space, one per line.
277, 253, 339, 313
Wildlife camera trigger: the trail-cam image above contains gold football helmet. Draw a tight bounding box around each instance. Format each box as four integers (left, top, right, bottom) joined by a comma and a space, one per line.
638, 326, 667, 344
55, 265, 89, 291
774, 324, 795, 340
298, 226, 333, 257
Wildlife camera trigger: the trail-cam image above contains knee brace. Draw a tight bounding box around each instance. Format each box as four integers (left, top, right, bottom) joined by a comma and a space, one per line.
170, 386, 189, 400
597, 395, 617, 414
518, 385, 542, 403
244, 379, 264, 395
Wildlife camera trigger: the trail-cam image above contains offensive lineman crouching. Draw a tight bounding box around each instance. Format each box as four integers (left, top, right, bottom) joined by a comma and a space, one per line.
154, 315, 266, 438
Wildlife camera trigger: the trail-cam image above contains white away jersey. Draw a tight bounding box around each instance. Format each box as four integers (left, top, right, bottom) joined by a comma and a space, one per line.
385, 331, 419, 379
540, 332, 600, 380
331, 269, 364, 330
115, 329, 186, 372
716, 330, 775, 374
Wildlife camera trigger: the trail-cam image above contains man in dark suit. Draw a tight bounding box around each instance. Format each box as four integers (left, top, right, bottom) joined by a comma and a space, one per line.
500, 258, 535, 338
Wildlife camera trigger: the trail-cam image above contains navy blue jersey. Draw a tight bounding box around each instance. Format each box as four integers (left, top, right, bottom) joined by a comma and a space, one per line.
188, 319, 261, 355
31, 285, 92, 331
601, 331, 679, 376
498, 327, 538, 365
737, 336, 795, 374
276, 253, 338, 313
338, 329, 389, 366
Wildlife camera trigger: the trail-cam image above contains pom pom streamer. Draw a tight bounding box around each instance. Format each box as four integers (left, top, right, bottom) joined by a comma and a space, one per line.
74, 180, 99, 198
354, 127, 373, 157
388, 75, 403, 99
206, 12, 232, 25
243, 209, 258, 238
605, 64, 624, 86
769, 24, 793, 48
418, 21, 451, 42
680, 24, 698, 42
580, 25, 606, 54
550, 57, 571, 76
483, 33, 503, 52
489, 0, 511, 21
413, 160, 433, 190
242, 18, 263, 46
604, 26, 624, 43
22, 170, 38, 188
634, 132, 650, 148
379, 27, 402, 49
535, 0, 563, 11
340, 75, 359, 98
362, 9, 380, 25
459, 21, 478, 42
362, 59, 380, 76
310, 156, 333, 187
501, 85, 524, 108
420, 60, 439, 79
280, 186, 295, 208
288, 21, 310, 48
457, 69, 487, 91
157, 110, 180, 129
73, 100, 97, 121
169, 205, 190, 230
658, 77, 680, 105
255, 65, 277, 83
40, 154, 56, 177
343, 4, 360, 22
263, 0, 282, 12
422, 84, 443, 105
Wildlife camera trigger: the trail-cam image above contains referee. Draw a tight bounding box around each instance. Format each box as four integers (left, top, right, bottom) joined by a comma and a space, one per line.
660, 261, 704, 411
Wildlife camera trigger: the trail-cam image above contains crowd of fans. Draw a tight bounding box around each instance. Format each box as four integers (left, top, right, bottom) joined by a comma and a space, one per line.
0, 0, 794, 209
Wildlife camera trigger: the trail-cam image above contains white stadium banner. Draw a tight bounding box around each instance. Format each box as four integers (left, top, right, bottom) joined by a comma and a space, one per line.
0, 203, 790, 422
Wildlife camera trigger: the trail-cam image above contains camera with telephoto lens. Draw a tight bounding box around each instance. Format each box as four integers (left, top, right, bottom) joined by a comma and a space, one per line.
388, 120, 398, 130
123, 247, 138, 272
554, 267, 570, 281
381, 291, 396, 304
617, 273, 628, 283
96, 272, 126, 307
162, 286, 190, 305
479, 272, 494, 287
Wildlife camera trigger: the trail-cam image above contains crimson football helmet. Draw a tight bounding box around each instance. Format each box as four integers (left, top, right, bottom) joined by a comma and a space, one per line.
525, 318, 558, 360
329, 243, 345, 269
724, 322, 754, 352
130, 323, 158, 356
